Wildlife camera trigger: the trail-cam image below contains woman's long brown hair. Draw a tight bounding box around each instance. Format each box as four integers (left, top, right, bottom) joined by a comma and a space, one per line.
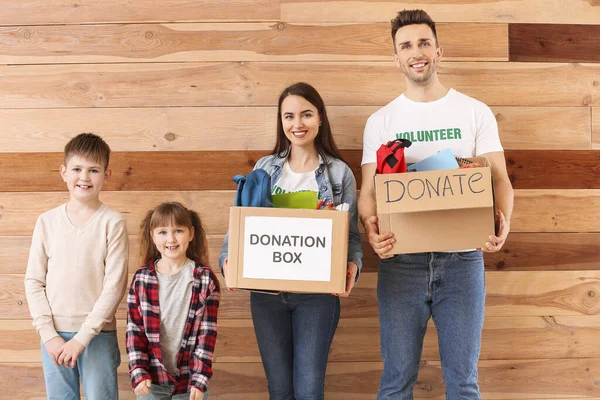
271, 82, 345, 164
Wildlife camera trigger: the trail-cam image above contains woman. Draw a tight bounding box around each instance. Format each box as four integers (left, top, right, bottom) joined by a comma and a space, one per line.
220, 82, 362, 400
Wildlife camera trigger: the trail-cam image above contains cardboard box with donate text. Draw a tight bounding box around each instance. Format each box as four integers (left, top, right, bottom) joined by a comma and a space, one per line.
226, 206, 349, 293
375, 157, 495, 254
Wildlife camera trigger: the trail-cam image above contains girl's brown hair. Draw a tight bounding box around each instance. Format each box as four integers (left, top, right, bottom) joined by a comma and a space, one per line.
139, 202, 209, 266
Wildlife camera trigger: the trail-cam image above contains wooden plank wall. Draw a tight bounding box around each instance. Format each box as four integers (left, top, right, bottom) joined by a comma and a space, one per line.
0, 0, 599, 398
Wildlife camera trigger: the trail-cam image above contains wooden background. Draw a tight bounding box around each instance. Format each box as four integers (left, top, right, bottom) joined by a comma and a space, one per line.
0, 0, 599, 398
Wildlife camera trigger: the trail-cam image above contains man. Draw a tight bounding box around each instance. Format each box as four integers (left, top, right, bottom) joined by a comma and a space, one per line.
357, 9, 514, 399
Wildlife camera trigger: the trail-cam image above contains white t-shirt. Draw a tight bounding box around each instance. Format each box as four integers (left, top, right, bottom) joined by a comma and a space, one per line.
272, 161, 319, 196
362, 89, 503, 165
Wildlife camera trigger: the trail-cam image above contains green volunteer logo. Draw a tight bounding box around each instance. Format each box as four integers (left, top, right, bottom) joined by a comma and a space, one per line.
395, 128, 462, 143
272, 186, 320, 198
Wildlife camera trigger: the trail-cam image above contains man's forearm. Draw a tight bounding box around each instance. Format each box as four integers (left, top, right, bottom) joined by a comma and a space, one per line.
358, 190, 377, 230
494, 179, 514, 223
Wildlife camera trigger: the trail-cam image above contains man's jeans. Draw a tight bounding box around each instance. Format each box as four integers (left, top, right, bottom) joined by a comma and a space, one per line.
377, 251, 485, 400
41, 330, 120, 400
250, 292, 340, 400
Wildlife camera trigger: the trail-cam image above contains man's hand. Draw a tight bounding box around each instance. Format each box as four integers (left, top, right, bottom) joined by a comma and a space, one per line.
134, 379, 152, 396
56, 338, 85, 368
479, 210, 510, 253
44, 336, 66, 366
366, 216, 395, 259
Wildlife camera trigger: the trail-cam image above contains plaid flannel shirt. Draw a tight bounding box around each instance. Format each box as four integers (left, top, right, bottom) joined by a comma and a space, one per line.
126, 259, 220, 394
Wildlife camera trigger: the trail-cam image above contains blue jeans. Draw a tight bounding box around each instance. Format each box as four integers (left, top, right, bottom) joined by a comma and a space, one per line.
41, 330, 120, 400
137, 384, 209, 399
250, 292, 341, 400
377, 251, 485, 400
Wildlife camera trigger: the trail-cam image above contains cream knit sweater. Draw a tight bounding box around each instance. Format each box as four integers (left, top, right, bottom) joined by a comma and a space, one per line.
24, 203, 129, 347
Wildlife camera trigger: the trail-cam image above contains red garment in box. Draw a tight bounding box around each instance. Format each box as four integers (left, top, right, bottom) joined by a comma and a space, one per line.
376, 139, 412, 174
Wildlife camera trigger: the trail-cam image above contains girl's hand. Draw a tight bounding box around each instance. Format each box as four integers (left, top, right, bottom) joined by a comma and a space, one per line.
335, 262, 358, 297
190, 387, 205, 400
134, 379, 152, 396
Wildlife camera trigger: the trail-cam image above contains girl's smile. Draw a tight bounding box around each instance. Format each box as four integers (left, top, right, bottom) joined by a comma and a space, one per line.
152, 224, 194, 267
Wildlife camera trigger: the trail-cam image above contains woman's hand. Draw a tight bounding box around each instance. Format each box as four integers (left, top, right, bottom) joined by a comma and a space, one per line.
335, 262, 358, 297
223, 259, 237, 291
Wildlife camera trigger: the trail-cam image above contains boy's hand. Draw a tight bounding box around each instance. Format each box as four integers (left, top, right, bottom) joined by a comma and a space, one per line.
366, 216, 395, 259
56, 338, 85, 368
134, 379, 152, 396
190, 387, 204, 400
44, 336, 66, 366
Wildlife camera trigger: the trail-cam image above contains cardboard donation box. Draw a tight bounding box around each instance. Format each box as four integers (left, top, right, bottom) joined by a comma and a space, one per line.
375, 157, 495, 254
226, 206, 349, 293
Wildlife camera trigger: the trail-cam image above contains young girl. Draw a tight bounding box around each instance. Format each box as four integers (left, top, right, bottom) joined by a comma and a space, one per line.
127, 202, 220, 400
220, 82, 363, 399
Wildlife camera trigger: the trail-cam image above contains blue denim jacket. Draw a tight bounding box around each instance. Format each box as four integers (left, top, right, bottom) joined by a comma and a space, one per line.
219, 152, 363, 277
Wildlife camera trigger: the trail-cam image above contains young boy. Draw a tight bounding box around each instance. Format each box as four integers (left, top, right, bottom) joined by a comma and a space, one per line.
24, 133, 129, 400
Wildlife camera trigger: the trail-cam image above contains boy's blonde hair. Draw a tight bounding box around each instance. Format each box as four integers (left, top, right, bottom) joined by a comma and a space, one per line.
64, 133, 111, 170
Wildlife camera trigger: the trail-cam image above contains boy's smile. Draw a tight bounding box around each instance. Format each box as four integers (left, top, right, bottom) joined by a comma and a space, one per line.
60, 155, 110, 204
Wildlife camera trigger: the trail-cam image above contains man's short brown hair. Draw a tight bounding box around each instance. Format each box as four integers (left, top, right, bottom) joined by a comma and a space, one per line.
391, 9, 438, 46
64, 133, 111, 170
